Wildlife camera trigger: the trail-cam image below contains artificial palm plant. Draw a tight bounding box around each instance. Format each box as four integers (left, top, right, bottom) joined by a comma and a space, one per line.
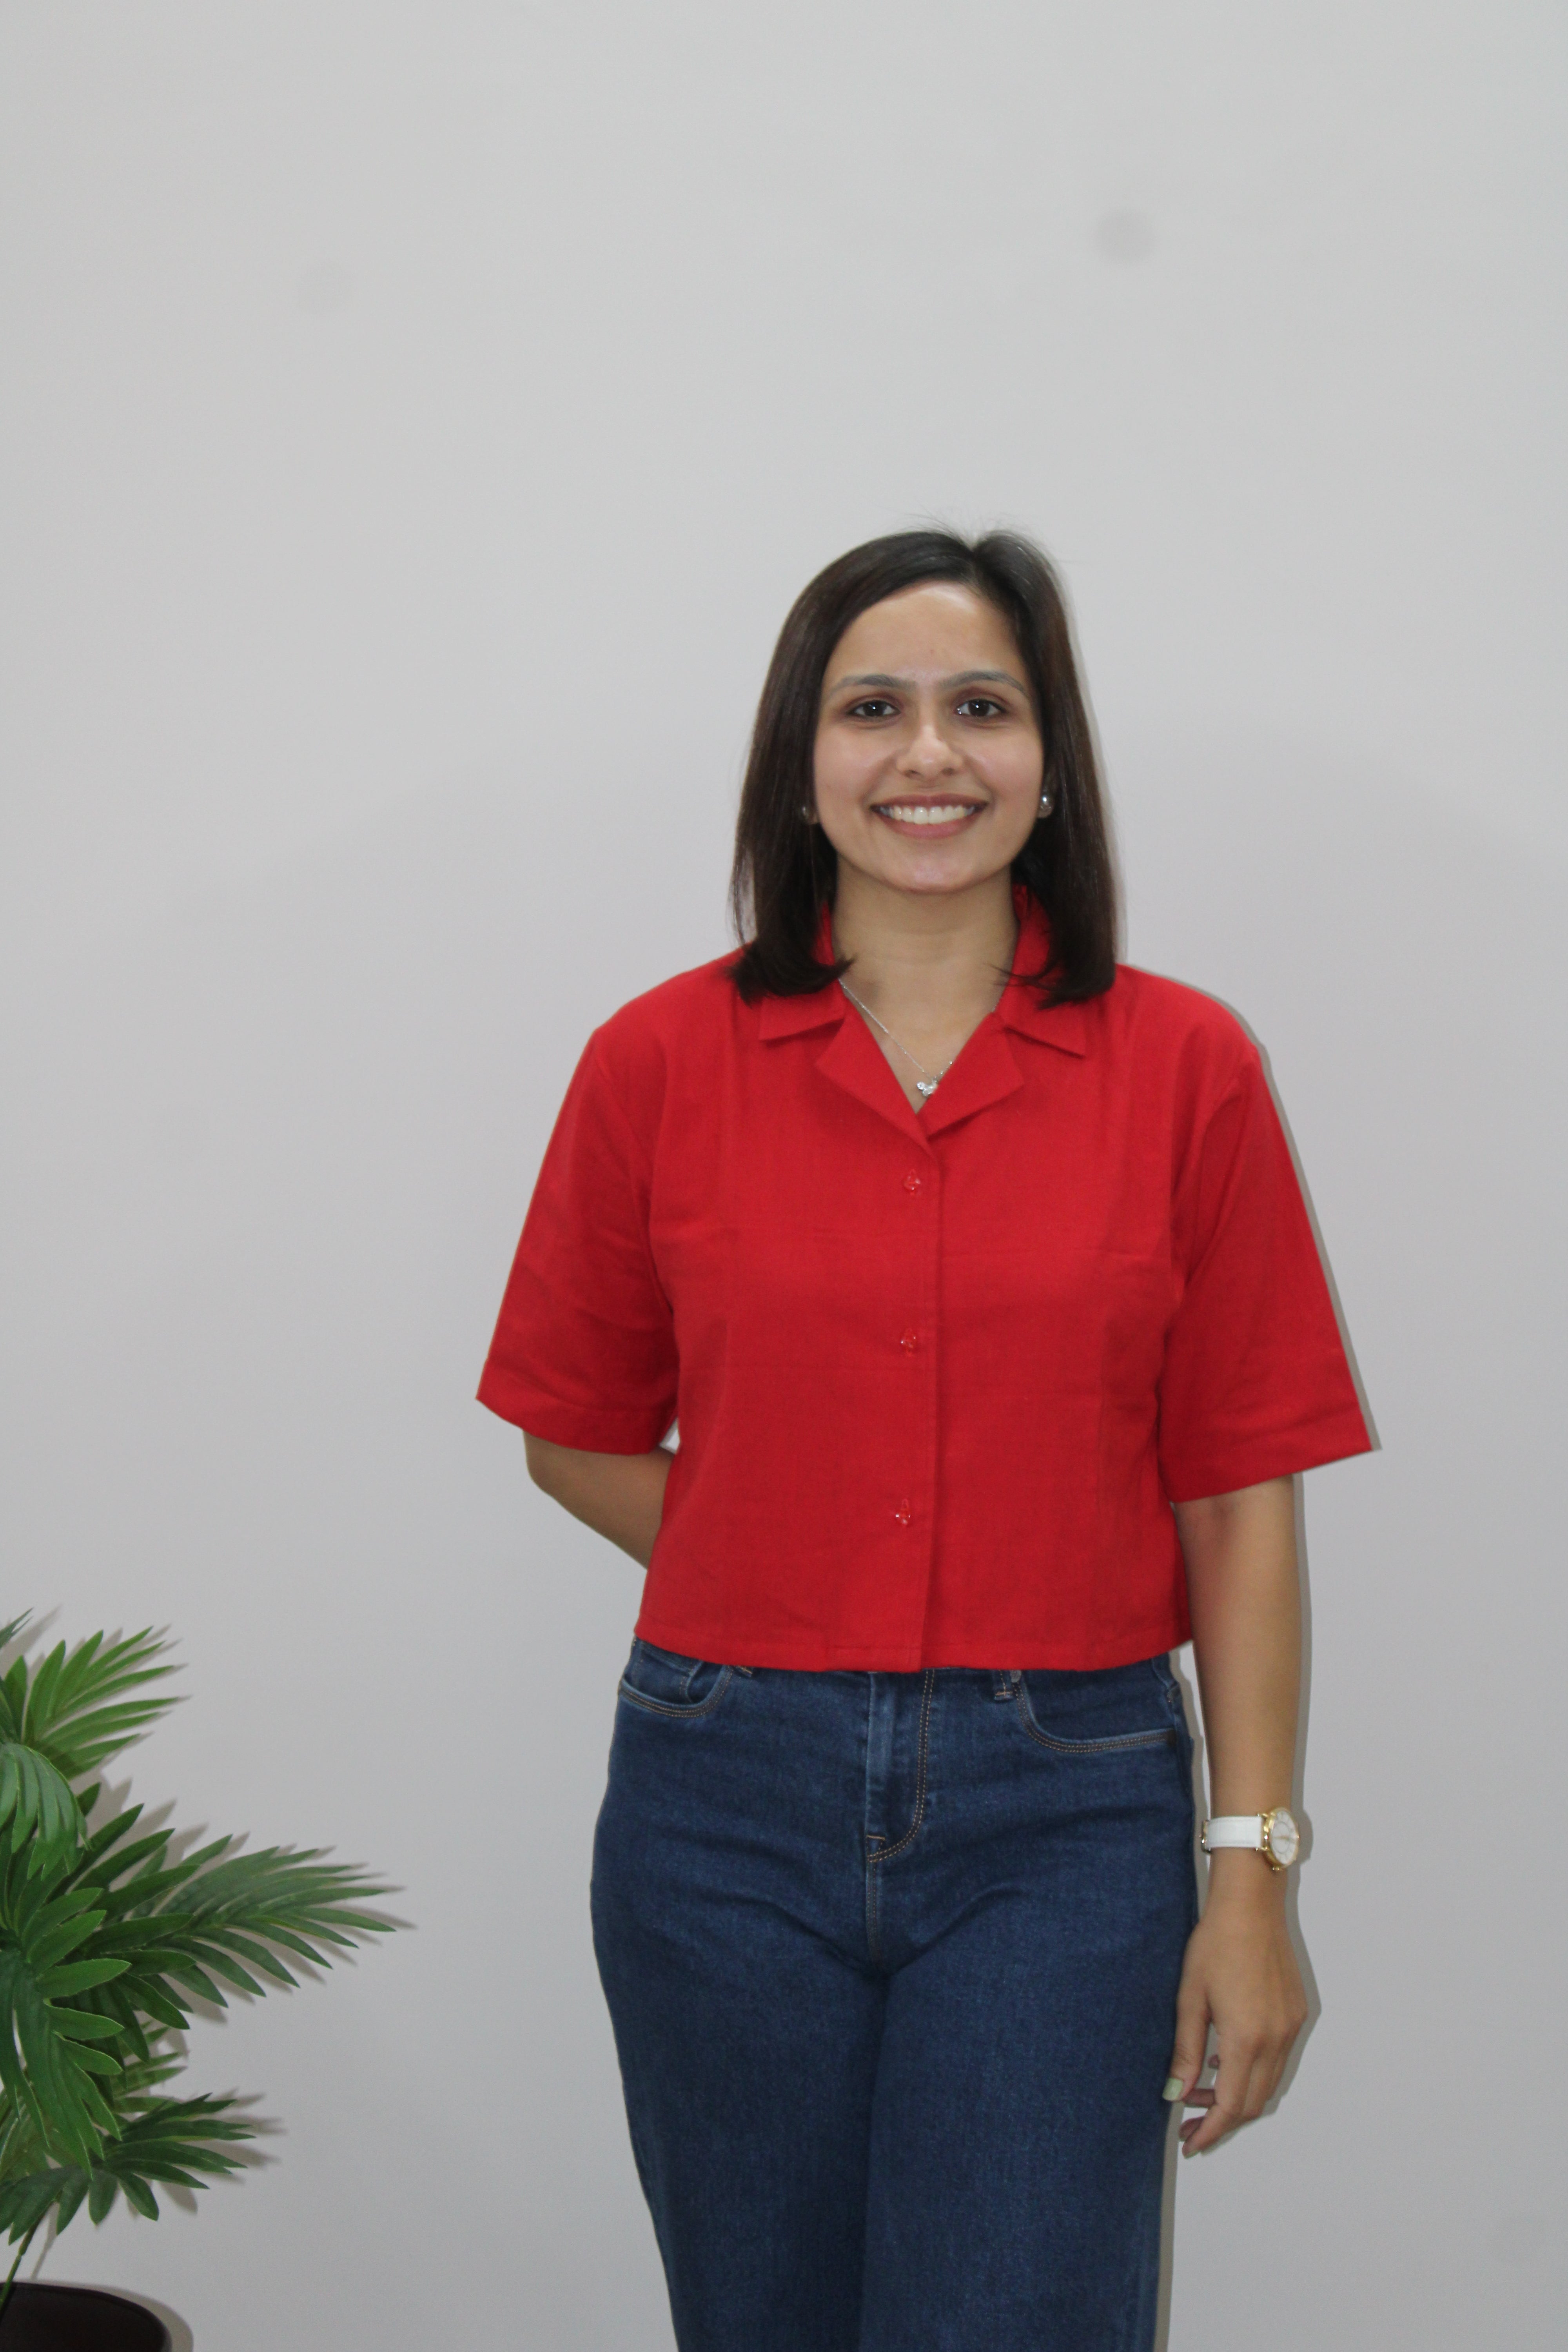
0, 1614, 396, 2326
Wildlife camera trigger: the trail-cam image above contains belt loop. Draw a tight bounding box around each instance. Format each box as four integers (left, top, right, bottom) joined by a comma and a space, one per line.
991, 1668, 1020, 1702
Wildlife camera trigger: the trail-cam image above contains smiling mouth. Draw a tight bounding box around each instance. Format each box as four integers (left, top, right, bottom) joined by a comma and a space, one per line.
870, 799, 985, 831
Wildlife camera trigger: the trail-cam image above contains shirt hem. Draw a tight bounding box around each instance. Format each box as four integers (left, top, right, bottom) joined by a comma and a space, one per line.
632, 1612, 1194, 1674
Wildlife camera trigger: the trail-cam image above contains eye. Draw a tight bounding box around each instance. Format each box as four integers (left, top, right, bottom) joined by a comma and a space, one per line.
846, 698, 898, 720
955, 695, 1007, 720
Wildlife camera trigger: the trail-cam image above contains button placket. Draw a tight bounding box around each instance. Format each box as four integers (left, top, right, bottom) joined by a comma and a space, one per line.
887, 1146, 938, 1630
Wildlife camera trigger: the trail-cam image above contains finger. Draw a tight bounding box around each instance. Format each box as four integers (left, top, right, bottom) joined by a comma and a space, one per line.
1185, 2029, 1299, 2147
1181, 2106, 1235, 2154
1163, 1977, 1211, 2107
1179, 2044, 1258, 2154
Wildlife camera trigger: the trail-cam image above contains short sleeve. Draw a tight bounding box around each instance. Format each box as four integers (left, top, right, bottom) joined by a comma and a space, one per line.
477, 1031, 678, 1452
1156, 1042, 1371, 1502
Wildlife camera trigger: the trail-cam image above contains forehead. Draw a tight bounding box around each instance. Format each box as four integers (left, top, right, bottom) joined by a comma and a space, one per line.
827, 581, 1022, 677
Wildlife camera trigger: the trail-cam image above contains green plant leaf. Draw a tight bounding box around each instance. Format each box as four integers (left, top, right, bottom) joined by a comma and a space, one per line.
17, 1629, 180, 1781
0, 2089, 256, 2241
0, 1663, 27, 1749
36, 1959, 129, 1999
50, 1835, 395, 2054
54, 2172, 90, 2232
0, 1627, 30, 1748
0, 1746, 82, 1872
39, 2008, 123, 2044
0, 2170, 64, 2241
0, 1615, 403, 2243
2, 1963, 129, 2163
0, 1881, 143, 2167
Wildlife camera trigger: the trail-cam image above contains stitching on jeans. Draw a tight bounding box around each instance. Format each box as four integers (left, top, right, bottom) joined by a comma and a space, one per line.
865, 1671, 936, 1964
869, 1670, 936, 1863
638, 1641, 719, 1702
866, 1846, 880, 1965
617, 1665, 735, 1719
635, 1641, 751, 1687
1010, 1684, 1174, 1753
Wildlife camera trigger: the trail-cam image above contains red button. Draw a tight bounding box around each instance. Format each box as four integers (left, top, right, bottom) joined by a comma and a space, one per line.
893, 1499, 913, 1527
900, 1327, 919, 1352
902, 1171, 923, 1193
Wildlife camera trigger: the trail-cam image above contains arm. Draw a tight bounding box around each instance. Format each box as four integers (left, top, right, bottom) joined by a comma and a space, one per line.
1166, 1473, 1309, 2154
523, 1432, 673, 1568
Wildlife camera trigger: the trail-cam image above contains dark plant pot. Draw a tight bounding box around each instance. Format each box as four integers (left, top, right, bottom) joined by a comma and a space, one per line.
0, 2285, 170, 2352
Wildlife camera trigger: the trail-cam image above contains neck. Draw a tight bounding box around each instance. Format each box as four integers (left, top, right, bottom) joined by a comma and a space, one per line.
831, 868, 1019, 1022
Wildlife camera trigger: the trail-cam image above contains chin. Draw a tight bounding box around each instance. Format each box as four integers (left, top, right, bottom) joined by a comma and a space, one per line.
882, 855, 1015, 897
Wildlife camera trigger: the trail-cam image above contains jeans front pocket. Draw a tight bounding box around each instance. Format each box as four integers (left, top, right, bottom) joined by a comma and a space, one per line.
1011, 1657, 1181, 1755
617, 1639, 744, 1719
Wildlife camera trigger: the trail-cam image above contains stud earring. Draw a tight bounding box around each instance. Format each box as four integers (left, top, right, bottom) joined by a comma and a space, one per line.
800, 804, 815, 821
1038, 791, 1053, 816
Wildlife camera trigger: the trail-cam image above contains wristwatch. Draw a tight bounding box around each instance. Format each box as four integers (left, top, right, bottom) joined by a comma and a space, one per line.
1201, 1808, 1301, 1872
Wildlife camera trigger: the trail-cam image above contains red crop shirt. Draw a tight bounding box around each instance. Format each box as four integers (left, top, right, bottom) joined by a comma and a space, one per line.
479, 897, 1371, 1670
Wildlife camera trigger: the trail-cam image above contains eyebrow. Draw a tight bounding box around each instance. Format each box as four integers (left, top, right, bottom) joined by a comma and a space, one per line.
825, 668, 1030, 698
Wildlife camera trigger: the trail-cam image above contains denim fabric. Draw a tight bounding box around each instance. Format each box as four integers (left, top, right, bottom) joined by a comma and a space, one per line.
590, 1645, 1199, 2352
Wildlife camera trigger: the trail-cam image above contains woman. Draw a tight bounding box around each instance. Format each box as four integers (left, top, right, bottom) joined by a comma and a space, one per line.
479, 529, 1371, 2350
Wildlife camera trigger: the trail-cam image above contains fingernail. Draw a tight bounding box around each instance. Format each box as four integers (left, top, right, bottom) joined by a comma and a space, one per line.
1162, 2075, 1185, 2102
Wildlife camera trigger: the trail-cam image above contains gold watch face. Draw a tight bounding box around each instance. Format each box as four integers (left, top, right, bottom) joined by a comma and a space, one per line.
1264, 1808, 1300, 1867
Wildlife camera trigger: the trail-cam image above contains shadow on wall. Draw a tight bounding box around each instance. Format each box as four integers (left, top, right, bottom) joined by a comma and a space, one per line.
126, 2292, 193, 2352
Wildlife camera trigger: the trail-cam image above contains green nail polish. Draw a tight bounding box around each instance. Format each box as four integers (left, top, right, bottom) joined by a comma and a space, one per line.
1162, 2076, 1185, 2102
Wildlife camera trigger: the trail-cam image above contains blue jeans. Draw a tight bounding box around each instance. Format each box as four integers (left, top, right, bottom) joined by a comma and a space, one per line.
590, 1646, 1198, 2352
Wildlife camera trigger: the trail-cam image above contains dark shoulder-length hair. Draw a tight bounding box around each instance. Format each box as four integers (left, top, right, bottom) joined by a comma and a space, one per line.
729, 527, 1119, 1005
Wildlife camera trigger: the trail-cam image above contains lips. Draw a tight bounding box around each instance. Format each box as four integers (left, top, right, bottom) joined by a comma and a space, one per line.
870, 799, 985, 833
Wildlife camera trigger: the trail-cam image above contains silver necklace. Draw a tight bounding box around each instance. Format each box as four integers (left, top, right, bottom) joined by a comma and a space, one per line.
839, 982, 965, 1099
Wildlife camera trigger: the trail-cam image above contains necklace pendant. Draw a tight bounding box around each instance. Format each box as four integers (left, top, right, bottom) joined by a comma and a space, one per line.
915, 1078, 940, 1098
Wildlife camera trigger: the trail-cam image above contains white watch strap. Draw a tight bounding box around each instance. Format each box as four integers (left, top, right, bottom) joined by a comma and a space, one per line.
1202, 1814, 1266, 1851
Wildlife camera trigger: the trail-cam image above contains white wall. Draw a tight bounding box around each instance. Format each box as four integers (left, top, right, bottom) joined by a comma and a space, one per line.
2, 5, 1563, 2345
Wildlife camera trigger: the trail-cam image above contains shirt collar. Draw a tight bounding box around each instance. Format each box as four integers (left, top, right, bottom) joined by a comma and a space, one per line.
996, 890, 1090, 1057
756, 887, 1090, 1056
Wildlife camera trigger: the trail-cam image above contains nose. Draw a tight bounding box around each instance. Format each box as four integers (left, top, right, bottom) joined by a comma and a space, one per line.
898, 712, 962, 778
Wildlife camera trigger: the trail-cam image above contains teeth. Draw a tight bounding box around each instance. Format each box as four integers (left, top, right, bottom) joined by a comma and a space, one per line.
875, 803, 977, 826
